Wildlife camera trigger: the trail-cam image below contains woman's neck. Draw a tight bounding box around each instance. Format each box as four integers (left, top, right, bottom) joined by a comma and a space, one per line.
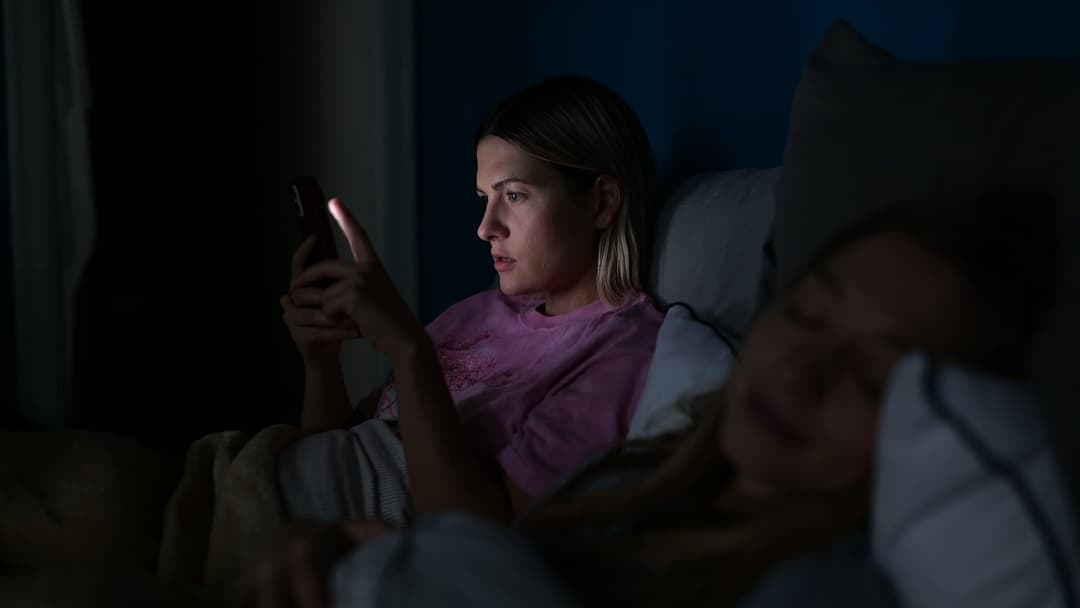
541, 269, 602, 316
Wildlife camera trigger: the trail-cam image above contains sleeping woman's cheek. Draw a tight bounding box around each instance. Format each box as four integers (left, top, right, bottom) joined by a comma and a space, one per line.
720, 381, 883, 493
719, 321, 899, 493
794, 348, 900, 492
796, 391, 881, 491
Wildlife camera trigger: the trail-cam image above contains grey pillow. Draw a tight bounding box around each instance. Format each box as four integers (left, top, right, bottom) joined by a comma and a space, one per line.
651, 168, 779, 336
775, 20, 1080, 283
874, 354, 1079, 607
774, 18, 1080, 533
627, 304, 736, 441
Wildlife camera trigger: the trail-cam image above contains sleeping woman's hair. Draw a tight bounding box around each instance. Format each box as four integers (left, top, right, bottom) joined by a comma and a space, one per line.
806, 184, 1059, 377
520, 185, 1059, 608
476, 76, 660, 306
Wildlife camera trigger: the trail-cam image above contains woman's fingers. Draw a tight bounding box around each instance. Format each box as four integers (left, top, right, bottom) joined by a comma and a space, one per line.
290, 327, 360, 343
321, 283, 360, 322
280, 286, 361, 354
320, 276, 363, 308
284, 305, 356, 330
282, 287, 324, 309
291, 260, 361, 291
328, 198, 379, 264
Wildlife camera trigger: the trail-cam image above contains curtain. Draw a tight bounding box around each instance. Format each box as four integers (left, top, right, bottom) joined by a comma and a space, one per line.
3, 0, 96, 427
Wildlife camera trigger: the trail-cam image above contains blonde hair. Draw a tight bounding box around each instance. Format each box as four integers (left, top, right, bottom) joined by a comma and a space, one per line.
476, 76, 660, 306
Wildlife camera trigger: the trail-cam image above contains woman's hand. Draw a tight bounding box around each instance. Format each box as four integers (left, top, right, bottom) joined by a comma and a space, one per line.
231, 520, 394, 608
282, 235, 362, 363
290, 198, 427, 361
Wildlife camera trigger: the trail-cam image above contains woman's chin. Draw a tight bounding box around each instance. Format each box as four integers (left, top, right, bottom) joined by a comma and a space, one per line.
497, 279, 530, 296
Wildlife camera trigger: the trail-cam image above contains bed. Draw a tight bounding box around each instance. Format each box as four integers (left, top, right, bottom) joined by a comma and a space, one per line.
1, 18, 1078, 608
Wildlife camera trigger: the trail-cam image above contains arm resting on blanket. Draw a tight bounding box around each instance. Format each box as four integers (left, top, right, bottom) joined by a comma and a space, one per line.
393, 336, 533, 522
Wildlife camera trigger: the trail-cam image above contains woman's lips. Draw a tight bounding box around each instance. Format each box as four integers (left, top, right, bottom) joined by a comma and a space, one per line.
745, 392, 806, 446
492, 254, 515, 272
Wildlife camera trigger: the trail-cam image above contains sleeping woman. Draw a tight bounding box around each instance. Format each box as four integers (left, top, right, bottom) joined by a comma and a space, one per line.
237, 186, 1059, 608
276, 75, 664, 525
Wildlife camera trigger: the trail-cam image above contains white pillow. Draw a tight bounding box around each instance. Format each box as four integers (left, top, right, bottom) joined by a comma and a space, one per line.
651, 168, 779, 336
873, 354, 1080, 607
627, 305, 736, 440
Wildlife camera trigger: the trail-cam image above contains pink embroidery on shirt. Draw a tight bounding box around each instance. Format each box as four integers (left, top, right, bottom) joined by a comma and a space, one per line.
438, 332, 493, 352
436, 331, 497, 392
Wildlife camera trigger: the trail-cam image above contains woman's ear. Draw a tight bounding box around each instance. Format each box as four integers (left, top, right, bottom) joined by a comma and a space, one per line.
592, 174, 623, 230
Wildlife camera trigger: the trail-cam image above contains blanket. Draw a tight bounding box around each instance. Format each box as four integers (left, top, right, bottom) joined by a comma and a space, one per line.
0, 421, 413, 605
0, 430, 180, 575
157, 424, 303, 585
0, 425, 303, 605
277, 420, 412, 527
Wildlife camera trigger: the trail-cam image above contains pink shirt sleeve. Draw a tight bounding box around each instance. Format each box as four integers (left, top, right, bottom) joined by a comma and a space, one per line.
496, 352, 649, 497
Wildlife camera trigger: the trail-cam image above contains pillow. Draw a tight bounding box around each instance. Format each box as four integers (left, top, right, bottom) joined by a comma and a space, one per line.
775, 16, 1080, 537
651, 168, 779, 337
627, 304, 736, 440
873, 354, 1080, 607
739, 536, 896, 608
774, 19, 1080, 284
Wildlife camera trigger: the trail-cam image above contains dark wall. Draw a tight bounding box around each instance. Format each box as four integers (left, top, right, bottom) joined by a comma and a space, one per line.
0, 7, 14, 428
73, 3, 305, 453
416, 0, 1080, 321
15, 0, 1080, 449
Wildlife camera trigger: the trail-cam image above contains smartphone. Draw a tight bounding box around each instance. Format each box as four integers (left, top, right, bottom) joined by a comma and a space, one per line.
289, 176, 339, 270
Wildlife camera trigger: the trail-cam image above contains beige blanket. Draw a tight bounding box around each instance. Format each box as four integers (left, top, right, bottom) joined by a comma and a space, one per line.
0, 425, 304, 604
158, 424, 302, 584
0, 430, 179, 575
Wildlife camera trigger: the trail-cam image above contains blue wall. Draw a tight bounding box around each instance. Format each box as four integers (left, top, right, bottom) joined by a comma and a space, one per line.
416, 0, 1080, 321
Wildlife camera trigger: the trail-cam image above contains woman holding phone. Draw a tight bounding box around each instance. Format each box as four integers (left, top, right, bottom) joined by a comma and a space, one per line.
279, 76, 664, 524
244, 187, 1060, 608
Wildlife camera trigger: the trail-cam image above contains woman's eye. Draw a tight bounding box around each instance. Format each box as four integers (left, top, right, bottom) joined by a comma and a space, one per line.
506, 191, 525, 203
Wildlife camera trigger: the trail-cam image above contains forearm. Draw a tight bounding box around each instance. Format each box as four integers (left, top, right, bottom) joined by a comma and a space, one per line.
391, 337, 511, 521
300, 357, 354, 433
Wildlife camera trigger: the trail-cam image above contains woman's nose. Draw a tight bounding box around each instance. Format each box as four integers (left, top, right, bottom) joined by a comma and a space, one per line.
477, 200, 508, 241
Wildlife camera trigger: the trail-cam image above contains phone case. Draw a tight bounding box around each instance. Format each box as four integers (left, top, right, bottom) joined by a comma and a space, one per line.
290, 176, 339, 268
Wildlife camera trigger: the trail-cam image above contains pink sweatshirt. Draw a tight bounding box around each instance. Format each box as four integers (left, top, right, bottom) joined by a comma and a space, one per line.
376, 289, 662, 497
